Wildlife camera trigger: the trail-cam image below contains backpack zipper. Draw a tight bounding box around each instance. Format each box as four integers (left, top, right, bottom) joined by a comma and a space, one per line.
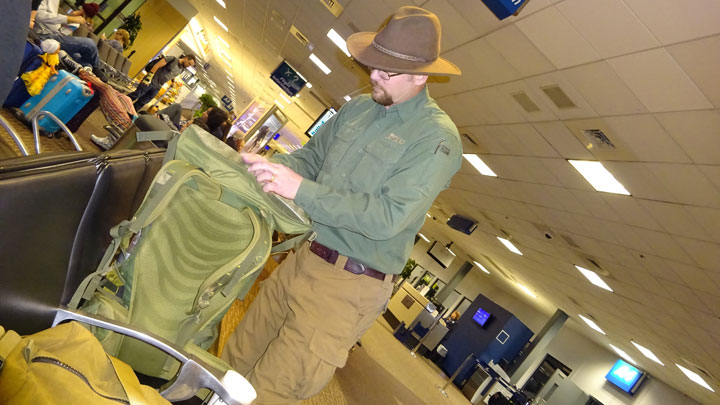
31, 356, 130, 404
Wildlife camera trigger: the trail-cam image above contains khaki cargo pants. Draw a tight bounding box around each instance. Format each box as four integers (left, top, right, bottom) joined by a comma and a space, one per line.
221, 242, 394, 404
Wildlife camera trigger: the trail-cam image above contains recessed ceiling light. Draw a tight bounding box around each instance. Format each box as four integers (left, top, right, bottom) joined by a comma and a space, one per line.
578, 314, 605, 335
343, 95, 351, 102
517, 283, 537, 299
497, 237, 522, 255
676, 364, 715, 392
213, 16, 228, 32
631, 341, 664, 366
568, 160, 630, 195
309, 53, 331, 75
327, 28, 350, 57
220, 50, 231, 61
418, 233, 430, 242
219, 37, 229, 48
306, 82, 312, 88
426, 213, 432, 218
221, 57, 232, 68
274, 99, 285, 109
215, 0, 226, 8
609, 344, 637, 365
473, 261, 490, 274
447, 248, 456, 256
279, 92, 291, 104
463, 154, 497, 177
575, 265, 613, 292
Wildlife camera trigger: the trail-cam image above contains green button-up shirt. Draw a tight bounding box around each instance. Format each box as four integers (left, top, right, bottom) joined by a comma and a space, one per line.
272, 87, 462, 274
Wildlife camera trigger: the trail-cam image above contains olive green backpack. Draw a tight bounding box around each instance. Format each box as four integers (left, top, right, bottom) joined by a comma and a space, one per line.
69, 125, 312, 380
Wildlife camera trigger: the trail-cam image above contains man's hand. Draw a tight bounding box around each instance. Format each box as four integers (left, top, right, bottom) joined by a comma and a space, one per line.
242, 153, 302, 200
142, 72, 154, 85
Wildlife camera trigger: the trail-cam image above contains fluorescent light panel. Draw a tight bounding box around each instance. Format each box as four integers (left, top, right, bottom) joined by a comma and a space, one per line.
578, 314, 605, 335
213, 16, 228, 32
327, 29, 351, 57
343, 95, 351, 102
309, 53, 331, 75
497, 237, 522, 255
418, 233, 430, 242
219, 37, 229, 48
568, 160, 630, 195
575, 265, 613, 292
215, 0, 226, 8
609, 344, 637, 365
463, 154, 497, 177
631, 342, 664, 366
473, 261, 490, 274
517, 284, 537, 298
306, 82, 312, 88
676, 364, 715, 392
279, 92, 291, 104
447, 248, 456, 257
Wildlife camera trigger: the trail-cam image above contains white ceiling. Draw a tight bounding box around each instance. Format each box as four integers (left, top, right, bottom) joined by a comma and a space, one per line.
184, 0, 720, 403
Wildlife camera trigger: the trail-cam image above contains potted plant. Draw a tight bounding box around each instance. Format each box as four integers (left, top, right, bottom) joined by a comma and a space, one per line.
119, 12, 142, 47
193, 94, 218, 118
400, 258, 417, 283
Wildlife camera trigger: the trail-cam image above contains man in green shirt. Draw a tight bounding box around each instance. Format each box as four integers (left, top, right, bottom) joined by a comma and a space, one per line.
221, 7, 462, 403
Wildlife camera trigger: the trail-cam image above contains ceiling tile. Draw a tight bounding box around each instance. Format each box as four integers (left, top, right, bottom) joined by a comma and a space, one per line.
505, 124, 559, 158
600, 194, 662, 230
494, 81, 558, 123
657, 279, 712, 314
539, 158, 594, 191
646, 163, 720, 208
667, 34, 720, 108
607, 48, 713, 112
464, 126, 510, 154
556, 0, 659, 58
472, 87, 527, 124
463, 39, 523, 87
685, 206, 720, 245
673, 238, 720, 272
637, 200, 712, 241
603, 161, 676, 202
447, 0, 514, 36
561, 61, 647, 116
570, 190, 622, 222
694, 290, 720, 318
624, 0, 720, 45
515, 6, 600, 69
603, 115, 692, 163
632, 228, 695, 264
533, 121, 594, 160
428, 45, 482, 98
485, 25, 556, 77
699, 165, 720, 193
423, 0, 481, 51
654, 110, 720, 165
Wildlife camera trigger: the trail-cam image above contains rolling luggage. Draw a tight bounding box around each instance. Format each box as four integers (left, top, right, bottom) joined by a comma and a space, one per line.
70, 125, 312, 380
20, 70, 93, 134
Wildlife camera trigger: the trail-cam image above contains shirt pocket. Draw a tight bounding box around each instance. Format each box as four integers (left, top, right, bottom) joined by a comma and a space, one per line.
323, 124, 358, 170
349, 139, 405, 192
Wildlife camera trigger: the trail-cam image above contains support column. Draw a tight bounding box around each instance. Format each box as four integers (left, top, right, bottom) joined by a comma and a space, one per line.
435, 261, 472, 303
509, 309, 568, 385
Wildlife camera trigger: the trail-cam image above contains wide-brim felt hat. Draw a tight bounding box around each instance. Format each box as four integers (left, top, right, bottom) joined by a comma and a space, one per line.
347, 6, 460, 76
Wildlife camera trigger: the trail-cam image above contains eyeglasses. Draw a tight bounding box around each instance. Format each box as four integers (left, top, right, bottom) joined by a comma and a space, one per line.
373, 69, 403, 81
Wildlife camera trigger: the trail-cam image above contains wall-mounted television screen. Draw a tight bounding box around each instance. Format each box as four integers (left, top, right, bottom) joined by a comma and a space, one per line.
473, 307, 491, 327
427, 241, 455, 269
605, 359, 646, 395
306, 108, 337, 137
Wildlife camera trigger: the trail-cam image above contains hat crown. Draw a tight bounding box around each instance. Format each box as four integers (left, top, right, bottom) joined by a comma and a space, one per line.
373, 7, 441, 63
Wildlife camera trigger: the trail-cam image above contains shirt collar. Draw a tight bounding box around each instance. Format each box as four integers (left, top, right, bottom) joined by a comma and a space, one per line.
381, 85, 430, 123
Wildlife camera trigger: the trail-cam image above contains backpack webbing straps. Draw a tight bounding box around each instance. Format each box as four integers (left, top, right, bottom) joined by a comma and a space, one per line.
270, 231, 316, 254
137, 130, 180, 166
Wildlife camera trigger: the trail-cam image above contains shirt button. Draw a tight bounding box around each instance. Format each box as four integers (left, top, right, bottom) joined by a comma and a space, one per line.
359, 149, 364, 153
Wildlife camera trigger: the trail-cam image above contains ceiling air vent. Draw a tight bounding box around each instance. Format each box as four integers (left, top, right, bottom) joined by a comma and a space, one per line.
512, 91, 541, 113
541, 85, 576, 109
581, 129, 616, 149
462, 133, 478, 146
290, 25, 314, 50
561, 234, 580, 248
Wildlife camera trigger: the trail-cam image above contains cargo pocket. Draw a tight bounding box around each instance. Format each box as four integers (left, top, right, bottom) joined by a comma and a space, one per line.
349, 140, 405, 191
294, 329, 350, 399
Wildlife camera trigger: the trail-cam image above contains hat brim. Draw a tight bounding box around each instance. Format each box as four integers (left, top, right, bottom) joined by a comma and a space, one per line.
347, 32, 461, 76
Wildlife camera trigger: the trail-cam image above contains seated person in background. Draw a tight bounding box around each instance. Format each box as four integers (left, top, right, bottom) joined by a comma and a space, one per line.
33, 1, 107, 81
443, 311, 460, 330
99, 29, 130, 53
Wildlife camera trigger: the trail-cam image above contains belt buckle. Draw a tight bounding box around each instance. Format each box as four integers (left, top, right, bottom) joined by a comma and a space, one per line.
345, 259, 366, 275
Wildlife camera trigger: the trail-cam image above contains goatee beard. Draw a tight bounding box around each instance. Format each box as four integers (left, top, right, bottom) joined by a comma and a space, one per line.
371, 86, 393, 106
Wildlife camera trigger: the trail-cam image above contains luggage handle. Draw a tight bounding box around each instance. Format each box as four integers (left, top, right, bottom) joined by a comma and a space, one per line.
53, 308, 256, 405
32, 110, 83, 154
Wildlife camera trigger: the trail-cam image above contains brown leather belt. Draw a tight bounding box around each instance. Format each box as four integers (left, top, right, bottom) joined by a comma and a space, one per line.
309, 241, 398, 282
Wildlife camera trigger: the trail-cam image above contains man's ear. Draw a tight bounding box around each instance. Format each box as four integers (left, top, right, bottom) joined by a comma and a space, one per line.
412, 75, 429, 86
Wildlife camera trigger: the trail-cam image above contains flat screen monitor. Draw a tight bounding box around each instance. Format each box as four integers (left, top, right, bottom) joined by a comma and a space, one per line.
270, 60, 307, 97
473, 307, 491, 327
305, 108, 337, 137
427, 241, 455, 269
605, 359, 646, 395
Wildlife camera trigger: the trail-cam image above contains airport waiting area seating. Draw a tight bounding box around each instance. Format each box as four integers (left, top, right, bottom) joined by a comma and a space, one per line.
73, 24, 132, 85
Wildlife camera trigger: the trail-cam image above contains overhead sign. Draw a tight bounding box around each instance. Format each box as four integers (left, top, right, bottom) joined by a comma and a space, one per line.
605, 359, 646, 395
482, 0, 529, 20
221, 95, 232, 105
270, 61, 307, 97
